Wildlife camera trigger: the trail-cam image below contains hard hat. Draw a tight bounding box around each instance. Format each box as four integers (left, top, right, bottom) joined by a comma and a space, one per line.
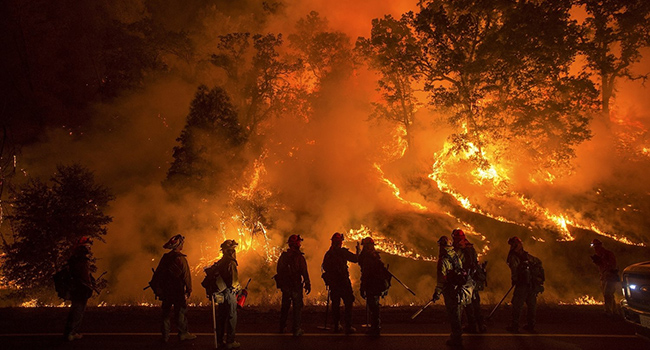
76, 236, 93, 246
163, 234, 185, 249
288, 234, 303, 244
220, 239, 238, 250
507, 236, 522, 246
590, 238, 603, 247
451, 229, 466, 239
437, 236, 452, 247
361, 237, 375, 246
331, 232, 344, 242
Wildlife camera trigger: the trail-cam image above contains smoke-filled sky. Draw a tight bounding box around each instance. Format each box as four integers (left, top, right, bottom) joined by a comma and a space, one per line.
2, 0, 650, 306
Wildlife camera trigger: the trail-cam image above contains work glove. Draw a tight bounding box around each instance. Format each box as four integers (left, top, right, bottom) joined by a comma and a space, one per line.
431, 291, 440, 302
305, 285, 311, 295
361, 289, 366, 299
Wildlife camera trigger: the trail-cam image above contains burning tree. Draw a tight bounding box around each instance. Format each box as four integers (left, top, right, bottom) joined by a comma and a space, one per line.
1, 164, 113, 292
412, 0, 597, 174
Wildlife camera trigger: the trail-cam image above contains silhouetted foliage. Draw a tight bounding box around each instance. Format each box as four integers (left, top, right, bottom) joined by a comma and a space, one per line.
211, 33, 301, 136
1, 0, 191, 144
356, 15, 422, 148
165, 85, 248, 193
578, 0, 650, 124
288, 11, 355, 82
1, 164, 114, 290
362, 0, 598, 173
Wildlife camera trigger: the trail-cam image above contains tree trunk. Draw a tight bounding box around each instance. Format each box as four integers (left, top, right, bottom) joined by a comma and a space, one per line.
601, 72, 614, 129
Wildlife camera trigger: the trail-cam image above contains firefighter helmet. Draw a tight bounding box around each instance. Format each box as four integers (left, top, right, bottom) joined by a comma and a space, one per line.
76, 236, 93, 246
220, 239, 238, 250
437, 236, 452, 247
507, 236, 522, 246
590, 238, 603, 247
331, 232, 344, 242
288, 234, 303, 245
163, 234, 184, 249
361, 237, 375, 246
451, 228, 465, 239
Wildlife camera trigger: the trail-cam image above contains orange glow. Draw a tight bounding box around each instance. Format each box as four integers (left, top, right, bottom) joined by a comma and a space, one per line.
347, 225, 435, 262
558, 295, 604, 305
374, 163, 427, 211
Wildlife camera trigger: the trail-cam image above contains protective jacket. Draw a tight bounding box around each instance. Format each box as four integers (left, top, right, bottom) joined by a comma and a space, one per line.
322, 246, 357, 288
592, 248, 618, 282
155, 250, 192, 301
215, 252, 240, 291
68, 246, 94, 300
435, 246, 473, 306
456, 242, 486, 290
507, 249, 544, 291
358, 248, 390, 296
277, 247, 311, 292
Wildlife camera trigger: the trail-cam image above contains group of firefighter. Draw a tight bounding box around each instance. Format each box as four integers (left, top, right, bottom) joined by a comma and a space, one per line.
61, 231, 620, 349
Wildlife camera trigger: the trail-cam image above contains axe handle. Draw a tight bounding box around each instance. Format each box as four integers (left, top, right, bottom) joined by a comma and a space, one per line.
411, 299, 434, 319
487, 284, 515, 320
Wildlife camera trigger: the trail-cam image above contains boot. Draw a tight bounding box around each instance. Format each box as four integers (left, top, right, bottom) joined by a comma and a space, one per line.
226, 341, 241, 349
179, 332, 197, 341
345, 326, 356, 335
522, 324, 536, 333
66, 333, 83, 341
477, 323, 487, 333
462, 324, 478, 334
506, 325, 519, 333
446, 337, 462, 347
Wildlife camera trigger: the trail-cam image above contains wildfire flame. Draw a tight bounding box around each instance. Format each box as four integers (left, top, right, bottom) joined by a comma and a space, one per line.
558, 295, 604, 305
375, 163, 427, 211
347, 225, 435, 262
429, 137, 646, 247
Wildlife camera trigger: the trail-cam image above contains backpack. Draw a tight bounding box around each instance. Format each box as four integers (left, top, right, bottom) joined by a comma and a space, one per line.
528, 254, 545, 289
201, 262, 227, 297
53, 264, 73, 300
275, 250, 305, 290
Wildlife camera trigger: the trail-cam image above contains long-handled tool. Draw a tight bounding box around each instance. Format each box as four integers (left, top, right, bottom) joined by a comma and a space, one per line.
317, 287, 331, 330
362, 298, 371, 328
411, 299, 435, 320
143, 268, 155, 291
211, 294, 218, 349
487, 285, 515, 320
388, 270, 416, 296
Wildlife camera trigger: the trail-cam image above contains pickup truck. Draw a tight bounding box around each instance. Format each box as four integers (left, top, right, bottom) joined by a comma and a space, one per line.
621, 261, 650, 339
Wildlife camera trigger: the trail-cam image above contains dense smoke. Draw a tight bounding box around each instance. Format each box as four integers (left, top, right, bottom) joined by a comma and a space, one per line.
3, 0, 650, 306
